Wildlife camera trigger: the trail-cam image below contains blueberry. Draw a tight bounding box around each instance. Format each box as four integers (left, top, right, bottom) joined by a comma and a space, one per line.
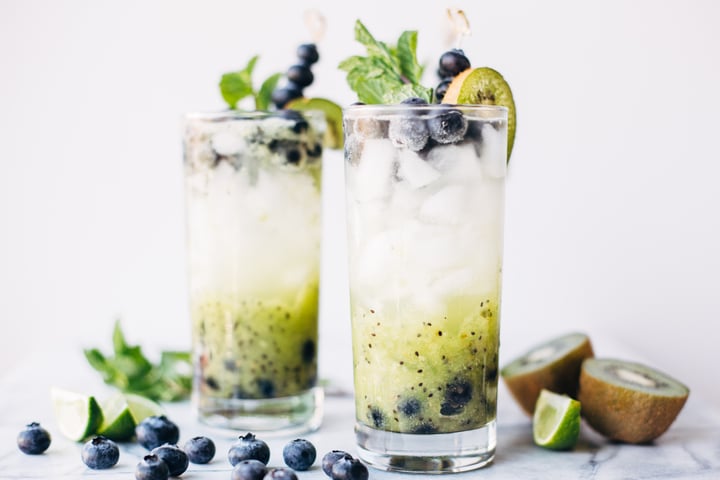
330, 457, 369, 480
271, 85, 303, 109
231, 459, 268, 480
440, 378, 473, 416
274, 109, 309, 133
397, 397, 421, 417
428, 108, 468, 144
135, 454, 170, 480
321, 450, 352, 477
81, 436, 120, 470
286, 64, 314, 88
228, 433, 271, 466
151, 444, 188, 476
282, 438, 316, 471
400, 97, 429, 106
17, 422, 51, 455
184, 436, 216, 464
136, 415, 180, 450
412, 423, 438, 434
301, 339, 316, 363
263, 468, 298, 480
367, 406, 386, 428
257, 379, 276, 398
434, 78, 453, 103
389, 115, 429, 151
297, 43, 319, 65
438, 49, 471, 78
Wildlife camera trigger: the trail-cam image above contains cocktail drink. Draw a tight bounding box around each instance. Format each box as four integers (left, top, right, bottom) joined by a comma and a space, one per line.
344, 104, 507, 471
183, 110, 324, 433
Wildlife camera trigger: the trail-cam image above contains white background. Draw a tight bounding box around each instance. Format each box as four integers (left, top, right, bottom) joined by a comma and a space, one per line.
1, 0, 718, 407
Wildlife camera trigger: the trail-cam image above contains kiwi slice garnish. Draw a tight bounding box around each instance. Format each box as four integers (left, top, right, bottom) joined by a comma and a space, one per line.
501, 332, 594, 416
578, 358, 689, 444
442, 67, 516, 162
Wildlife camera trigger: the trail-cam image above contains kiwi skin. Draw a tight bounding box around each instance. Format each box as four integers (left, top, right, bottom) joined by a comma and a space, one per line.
502, 333, 594, 416
578, 358, 689, 444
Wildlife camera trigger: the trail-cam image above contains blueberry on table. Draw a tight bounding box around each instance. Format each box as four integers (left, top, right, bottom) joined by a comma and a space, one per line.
438, 49, 471, 78
184, 435, 216, 464
321, 450, 353, 477
231, 459, 268, 480
135, 415, 180, 450
81, 436, 120, 470
17, 422, 51, 455
286, 64, 314, 88
282, 438, 316, 471
297, 43, 319, 65
263, 468, 298, 480
135, 454, 170, 480
331, 457, 369, 480
228, 433, 271, 466
151, 444, 188, 476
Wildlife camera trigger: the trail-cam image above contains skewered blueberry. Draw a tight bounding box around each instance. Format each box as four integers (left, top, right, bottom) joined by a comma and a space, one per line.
434, 78, 453, 103
271, 85, 303, 109
184, 436, 216, 464
286, 64, 314, 88
135, 454, 170, 480
264, 468, 298, 480
135, 416, 180, 451
297, 43, 319, 65
428, 107, 468, 144
228, 433, 271, 466
151, 444, 188, 476
321, 450, 353, 477
282, 438, 316, 471
81, 436, 120, 470
331, 457, 369, 480
17, 422, 51, 455
231, 459, 268, 480
438, 49, 471, 78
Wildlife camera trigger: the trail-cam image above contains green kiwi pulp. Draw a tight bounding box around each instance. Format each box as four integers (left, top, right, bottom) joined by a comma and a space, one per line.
578, 358, 689, 444
501, 332, 594, 415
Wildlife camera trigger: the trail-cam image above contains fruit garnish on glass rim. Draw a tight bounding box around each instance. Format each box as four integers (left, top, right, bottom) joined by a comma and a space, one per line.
219, 9, 343, 149
340, 11, 517, 161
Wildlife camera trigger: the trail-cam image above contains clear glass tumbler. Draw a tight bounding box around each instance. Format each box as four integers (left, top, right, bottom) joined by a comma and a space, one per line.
183, 110, 324, 434
343, 104, 507, 472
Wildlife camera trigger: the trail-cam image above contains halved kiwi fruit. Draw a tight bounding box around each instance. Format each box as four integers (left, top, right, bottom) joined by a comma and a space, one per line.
578, 358, 689, 444
285, 97, 343, 149
501, 332, 594, 416
442, 67, 516, 162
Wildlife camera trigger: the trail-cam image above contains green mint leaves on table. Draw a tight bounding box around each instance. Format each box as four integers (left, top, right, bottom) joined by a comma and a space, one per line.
220, 55, 282, 111
339, 20, 432, 104
83, 321, 192, 402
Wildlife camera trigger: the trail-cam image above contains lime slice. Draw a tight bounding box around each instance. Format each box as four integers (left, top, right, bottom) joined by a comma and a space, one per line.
533, 389, 581, 450
285, 97, 344, 149
98, 392, 164, 441
50, 387, 104, 442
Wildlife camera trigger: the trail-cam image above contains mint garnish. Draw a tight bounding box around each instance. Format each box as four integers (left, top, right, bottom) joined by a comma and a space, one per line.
339, 20, 432, 104
219, 56, 281, 110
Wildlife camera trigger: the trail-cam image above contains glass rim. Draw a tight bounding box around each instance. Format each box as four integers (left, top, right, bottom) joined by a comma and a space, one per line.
343, 103, 508, 118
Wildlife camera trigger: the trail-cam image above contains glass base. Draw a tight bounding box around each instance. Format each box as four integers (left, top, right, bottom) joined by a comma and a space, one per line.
355, 420, 496, 473
194, 387, 323, 436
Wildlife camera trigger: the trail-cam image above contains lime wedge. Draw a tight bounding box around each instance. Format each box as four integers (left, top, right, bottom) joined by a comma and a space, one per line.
50, 387, 104, 442
285, 97, 344, 149
98, 392, 164, 441
533, 389, 581, 450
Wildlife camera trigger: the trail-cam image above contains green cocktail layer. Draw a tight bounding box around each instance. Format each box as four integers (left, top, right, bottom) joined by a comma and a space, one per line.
192, 284, 318, 400
352, 294, 500, 434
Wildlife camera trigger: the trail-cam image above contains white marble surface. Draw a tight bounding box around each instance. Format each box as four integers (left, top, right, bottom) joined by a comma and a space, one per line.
1, 344, 719, 479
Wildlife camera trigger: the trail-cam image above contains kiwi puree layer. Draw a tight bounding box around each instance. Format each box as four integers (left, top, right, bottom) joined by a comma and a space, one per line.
192, 284, 319, 400
352, 293, 500, 434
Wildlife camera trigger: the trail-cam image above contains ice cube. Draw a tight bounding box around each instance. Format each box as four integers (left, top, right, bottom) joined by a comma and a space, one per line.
430, 268, 477, 297
479, 123, 507, 178
211, 131, 246, 156
397, 149, 440, 189
418, 185, 468, 225
350, 139, 397, 202
354, 229, 402, 288
425, 143, 483, 183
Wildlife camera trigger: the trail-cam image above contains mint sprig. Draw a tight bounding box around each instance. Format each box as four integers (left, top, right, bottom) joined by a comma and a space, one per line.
219, 56, 281, 110
339, 20, 432, 104
84, 320, 192, 402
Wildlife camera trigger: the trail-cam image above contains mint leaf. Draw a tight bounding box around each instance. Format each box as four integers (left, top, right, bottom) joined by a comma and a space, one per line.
256, 72, 282, 111
396, 31, 423, 85
219, 55, 259, 109
382, 84, 433, 104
